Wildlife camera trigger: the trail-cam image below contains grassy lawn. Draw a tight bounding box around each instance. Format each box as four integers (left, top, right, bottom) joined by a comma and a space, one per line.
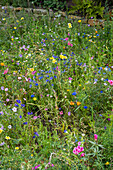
0, 7, 113, 169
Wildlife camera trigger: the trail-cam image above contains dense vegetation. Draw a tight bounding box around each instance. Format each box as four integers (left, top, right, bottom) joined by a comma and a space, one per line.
0, 4, 113, 170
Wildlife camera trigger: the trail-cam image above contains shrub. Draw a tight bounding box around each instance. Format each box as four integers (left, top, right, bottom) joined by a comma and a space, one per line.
69, 0, 105, 19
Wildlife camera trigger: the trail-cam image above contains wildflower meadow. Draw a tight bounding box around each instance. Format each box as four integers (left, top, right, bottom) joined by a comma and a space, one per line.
0, 6, 113, 170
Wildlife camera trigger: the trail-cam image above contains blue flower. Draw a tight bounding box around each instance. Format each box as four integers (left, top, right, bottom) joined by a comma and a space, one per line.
21, 104, 25, 107
23, 122, 27, 125
35, 83, 38, 86
16, 100, 21, 103
75, 139, 78, 143
15, 103, 19, 107
100, 91, 103, 93
33, 136, 36, 138
84, 106, 88, 109
31, 94, 35, 97
34, 132, 39, 136
72, 92, 76, 95
19, 115, 22, 118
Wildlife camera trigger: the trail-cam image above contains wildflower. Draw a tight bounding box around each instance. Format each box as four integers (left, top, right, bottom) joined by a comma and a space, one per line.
12, 107, 17, 112
21, 17, 24, 20
0, 62, 4, 66
31, 154, 33, 157
34, 165, 40, 169
33, 97, 37, 101
30, 68, 34, 72
77, 102, 81, 106
67, 89, 70, 91
68, 112, 71, 116
14, 27, 17, 30
59, 111, 63, 115
2, 18, 6, 20
1, 86, 4, 90
80, 153, 85, 157
65, 38, 68, 41
5, 136, 11, 140
78, 20, 81, 23
70, 101, 74, 105
4, 68, 8, 74
72, 92, 76, 95
23, 122, 28, 125
8, 125, 12, 129
52, 59, 57, 63
15, 147, 19, 150
68, 23, 72, 28
94, 134, 98, 141
34, 132, 39, 136
84, 106, 88, 109
0, 129, 3, 134
108, 80, 113, 86
0, 142, 5, 146
105, 162, 109, 165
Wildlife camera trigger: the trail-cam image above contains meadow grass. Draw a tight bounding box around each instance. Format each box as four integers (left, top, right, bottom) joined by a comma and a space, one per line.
0, 7, 113, 169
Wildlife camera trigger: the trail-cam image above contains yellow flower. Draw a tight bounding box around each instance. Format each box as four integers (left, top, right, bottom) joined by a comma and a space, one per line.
16, 20, 19, 22
50, 57, 54, 60
68, 23, 72, 28
93, 36, 96, 38
67, 89, 70, 91
79, 84, 81, 86
21, 17, 24, 20
33, 97, 37, 101
60, 55, 67, 59
5, 136, 11, 140
30, 68, 34, 72
0, 62, 4, 66
78, 20, 81, 23
77, 102, 81, 106
105, 162, 109, 165
31, 154, 33, 157
70, 101, 74, 105
0, 129, 3, 134
15, 147, 19, 150
14, 27, 17, 30
3, 18, 6, 20
52, 59, 57, 63
11, 38, 14, 41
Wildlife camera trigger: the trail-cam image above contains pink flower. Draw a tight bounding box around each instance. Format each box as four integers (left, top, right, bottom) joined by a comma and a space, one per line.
68, 42, 71, 46
4, 68, 8, 74
94, 134, 98, 141
69, 77, 72, 80
33, 116, 37, 120
80, 147, 84, 152
59, 111, 63, 115
70, 44, 73, 47
34, 165, 40, 169
80, 153, 85, 157
78, 142, 81, 146
32, 71, 36, 75
108, 80, 113, 86
65, 38, 68, 41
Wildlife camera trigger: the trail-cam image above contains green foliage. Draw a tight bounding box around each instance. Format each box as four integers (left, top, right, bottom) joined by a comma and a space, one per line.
69, 0, 105, 19
0, 0, 67, 11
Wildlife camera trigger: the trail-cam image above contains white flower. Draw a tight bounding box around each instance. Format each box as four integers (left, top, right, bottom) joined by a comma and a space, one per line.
12, 107, 17, 112
8, 125, 12, 129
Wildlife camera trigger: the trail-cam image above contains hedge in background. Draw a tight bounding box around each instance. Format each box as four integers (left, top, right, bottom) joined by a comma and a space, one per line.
0, 0, 67, 11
